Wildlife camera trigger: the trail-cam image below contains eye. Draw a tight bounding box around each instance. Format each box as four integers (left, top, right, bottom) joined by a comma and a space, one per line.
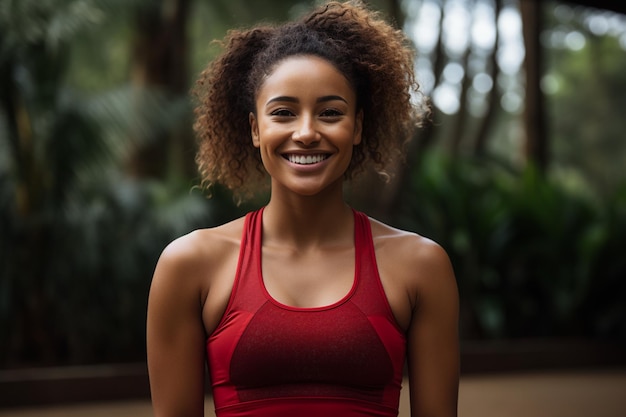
270, 108, 294, 117
319, 108, 343, 118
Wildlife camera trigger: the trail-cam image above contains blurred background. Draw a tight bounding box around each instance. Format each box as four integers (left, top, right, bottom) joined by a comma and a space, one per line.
1, 0, 625, 414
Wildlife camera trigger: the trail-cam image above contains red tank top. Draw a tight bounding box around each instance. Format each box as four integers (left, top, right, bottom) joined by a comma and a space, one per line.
206, 208, 406, 417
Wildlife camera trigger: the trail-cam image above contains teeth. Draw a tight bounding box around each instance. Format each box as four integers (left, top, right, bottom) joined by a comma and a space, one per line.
287, 154, 327, 165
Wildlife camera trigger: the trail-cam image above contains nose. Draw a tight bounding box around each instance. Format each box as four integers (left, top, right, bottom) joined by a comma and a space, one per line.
292, 115, 320, 145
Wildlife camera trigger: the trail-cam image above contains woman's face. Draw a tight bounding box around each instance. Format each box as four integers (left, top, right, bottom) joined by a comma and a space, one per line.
249, 55, 362, 197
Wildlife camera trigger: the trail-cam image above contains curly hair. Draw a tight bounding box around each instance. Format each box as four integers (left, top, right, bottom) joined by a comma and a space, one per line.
192, 0, 425, 198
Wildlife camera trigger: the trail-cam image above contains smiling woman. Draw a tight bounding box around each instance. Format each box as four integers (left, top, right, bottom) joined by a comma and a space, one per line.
147, 2, 459, 417
193, 1, 426, 198
249, 55, 362, 197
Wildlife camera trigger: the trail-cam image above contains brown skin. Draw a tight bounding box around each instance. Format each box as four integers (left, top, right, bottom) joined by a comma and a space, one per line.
147, 55, 459, 417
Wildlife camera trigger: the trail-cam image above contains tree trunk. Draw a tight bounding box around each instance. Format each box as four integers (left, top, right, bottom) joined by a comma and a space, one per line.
449, 1, 475, 157
385, 0, 404, 28
520, 0, 548, 171
473, 0, 502, 156
128, 0, 194, 179
364, 0, 446, 221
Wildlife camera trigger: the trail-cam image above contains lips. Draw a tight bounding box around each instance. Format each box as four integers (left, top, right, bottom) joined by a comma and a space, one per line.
284, 154, 330, 165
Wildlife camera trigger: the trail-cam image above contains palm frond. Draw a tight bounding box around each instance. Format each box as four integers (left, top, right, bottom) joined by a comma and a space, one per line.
83, 85, 189, 156
0, 0, 106, 52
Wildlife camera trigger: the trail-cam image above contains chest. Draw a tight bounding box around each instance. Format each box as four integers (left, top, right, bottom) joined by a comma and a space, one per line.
261, 246, 356, 308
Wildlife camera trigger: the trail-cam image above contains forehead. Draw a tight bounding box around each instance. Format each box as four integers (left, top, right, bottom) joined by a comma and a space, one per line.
256, 55, 355, 101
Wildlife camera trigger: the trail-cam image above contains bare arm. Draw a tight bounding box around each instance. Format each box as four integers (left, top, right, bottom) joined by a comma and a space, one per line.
407, 241, 459, 417
147, 237, 207, 417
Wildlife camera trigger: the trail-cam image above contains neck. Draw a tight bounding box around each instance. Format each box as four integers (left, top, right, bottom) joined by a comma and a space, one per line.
262, 183, 354, 249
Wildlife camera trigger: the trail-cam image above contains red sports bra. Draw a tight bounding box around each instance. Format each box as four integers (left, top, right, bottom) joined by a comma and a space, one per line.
206, 208, 406, 417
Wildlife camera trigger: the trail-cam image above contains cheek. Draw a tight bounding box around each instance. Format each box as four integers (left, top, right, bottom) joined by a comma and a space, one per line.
257, 140, 276, 166
335, 124, 361, 147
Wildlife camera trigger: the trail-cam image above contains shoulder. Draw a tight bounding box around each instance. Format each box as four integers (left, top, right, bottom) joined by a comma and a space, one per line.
161, 216, 245, 264
369, 217, 451, 272
368, 217, 456, 307
151, 216, 247, 295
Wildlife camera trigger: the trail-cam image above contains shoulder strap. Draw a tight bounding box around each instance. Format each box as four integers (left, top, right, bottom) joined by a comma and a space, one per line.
351, 210, 395, 318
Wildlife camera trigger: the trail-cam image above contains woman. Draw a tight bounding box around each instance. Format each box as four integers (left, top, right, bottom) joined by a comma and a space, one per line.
147, 1, 459, 416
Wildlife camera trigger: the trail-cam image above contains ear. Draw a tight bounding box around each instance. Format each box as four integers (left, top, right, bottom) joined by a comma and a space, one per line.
249, 112, 260, 148
353, 109, 363, 145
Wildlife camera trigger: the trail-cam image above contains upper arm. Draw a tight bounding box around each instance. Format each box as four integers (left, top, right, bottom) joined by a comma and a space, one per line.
147, 237, 208, 417
406, 241, 459, 417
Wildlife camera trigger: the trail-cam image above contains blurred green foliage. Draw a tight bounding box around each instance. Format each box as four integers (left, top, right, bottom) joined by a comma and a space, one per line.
546, 6, 626, 198
394, 150, 626, 341
0, 0, 247, 367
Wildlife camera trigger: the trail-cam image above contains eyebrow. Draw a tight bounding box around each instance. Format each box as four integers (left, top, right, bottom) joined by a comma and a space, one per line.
266, 95, 348, 105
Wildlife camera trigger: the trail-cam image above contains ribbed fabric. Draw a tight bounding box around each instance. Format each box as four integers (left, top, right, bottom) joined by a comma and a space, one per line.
206, 208, 406, 417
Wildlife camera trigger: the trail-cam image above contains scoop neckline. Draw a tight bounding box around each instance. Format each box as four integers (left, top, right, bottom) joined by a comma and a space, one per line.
256, 207, 360, 312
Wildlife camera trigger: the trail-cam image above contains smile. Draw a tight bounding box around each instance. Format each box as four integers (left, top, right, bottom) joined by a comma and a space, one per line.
285, 154, 329, 165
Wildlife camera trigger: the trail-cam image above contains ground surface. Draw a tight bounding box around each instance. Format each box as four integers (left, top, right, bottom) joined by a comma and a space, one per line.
2, 369, 625, 417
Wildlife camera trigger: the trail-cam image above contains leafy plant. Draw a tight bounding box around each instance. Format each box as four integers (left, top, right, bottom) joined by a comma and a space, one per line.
394, 150, 625, 341
0, 0, 233, 367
